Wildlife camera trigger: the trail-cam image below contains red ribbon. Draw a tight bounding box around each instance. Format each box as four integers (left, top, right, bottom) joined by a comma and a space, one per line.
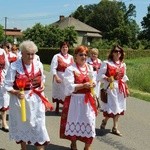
31, 89, 54, 111
84, 92, 98, 116
118, 80, 128, 98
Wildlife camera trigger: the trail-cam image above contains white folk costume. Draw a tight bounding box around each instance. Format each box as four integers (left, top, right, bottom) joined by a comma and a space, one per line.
8, 51, 17, 63
0, 48, 10, 111
87, 57, 102, 98
4, 58, 52, 146
60, 63, 97, 144
97, 60, 129, 117
51, 53, 74, 103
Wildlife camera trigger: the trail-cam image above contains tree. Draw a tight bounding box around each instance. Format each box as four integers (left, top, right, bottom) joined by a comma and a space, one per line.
23, 23, 77, 48
72, 0, 139, 47
0, 25, 4, 43
23, 23, 47, 47
72, 4, 97, 23
139, 5, 150, 41
62, 26, 77, 46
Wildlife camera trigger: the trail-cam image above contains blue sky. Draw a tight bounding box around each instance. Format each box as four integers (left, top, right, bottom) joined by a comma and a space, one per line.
0, 0, 149, 30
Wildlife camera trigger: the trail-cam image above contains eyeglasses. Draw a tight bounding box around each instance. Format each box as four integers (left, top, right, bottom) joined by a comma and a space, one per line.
113, 50, 121, 53
79, 53, 87, 57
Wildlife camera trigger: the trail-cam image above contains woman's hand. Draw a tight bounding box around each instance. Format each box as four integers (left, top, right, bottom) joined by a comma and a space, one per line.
126, 88, 130, 97
92, 82, 96, 88
83, 82, 95, 89
54, 75, 62, 83
17, 91, 25, 100
105, 76, 114, 83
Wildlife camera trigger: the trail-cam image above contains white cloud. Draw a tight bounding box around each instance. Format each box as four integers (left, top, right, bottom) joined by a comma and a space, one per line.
63, 4, 70, 8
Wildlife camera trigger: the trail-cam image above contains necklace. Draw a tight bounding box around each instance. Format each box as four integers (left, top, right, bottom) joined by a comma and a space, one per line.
22, 59, 34, 79
61, 52, 68, 59
76, 63, 88, 75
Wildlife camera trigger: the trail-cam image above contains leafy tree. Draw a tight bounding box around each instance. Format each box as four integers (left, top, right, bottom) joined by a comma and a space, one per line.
62, 26, 77, 46
23, 23, 77, 48
0, 25, 4, 43
139, 5, 150, 41
72, 4, 97, 24
44, 25, 63, 47
72, 0, 139, 48
23, 23, 46, 47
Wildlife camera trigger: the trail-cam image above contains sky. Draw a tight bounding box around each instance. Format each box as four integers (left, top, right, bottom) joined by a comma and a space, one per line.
0, 0, 149, 31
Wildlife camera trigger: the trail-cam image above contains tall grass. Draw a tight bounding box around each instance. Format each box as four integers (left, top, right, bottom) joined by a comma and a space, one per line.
125, 57, 150, 101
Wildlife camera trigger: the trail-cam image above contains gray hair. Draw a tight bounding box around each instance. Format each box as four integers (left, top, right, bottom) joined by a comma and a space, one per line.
19, 40, 38, 53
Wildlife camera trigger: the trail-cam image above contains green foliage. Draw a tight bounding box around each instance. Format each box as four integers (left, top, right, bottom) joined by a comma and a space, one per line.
72, 0, 140, 48
139, 5, 150, 41
23, 24, 78, 48
43, 64, 50, 72
125, 57, 150, 94
63, 27, 78, 46
125, 57, 150, 101
0, 24, 4, 43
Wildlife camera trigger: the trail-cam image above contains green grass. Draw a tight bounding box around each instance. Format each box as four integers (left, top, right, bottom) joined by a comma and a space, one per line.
43, 64, 50, 72
44, 57, 150, 102
125, 57, 150, 102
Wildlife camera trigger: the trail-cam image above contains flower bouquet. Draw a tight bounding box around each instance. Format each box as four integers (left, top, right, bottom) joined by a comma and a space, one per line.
16, 76, 27, 122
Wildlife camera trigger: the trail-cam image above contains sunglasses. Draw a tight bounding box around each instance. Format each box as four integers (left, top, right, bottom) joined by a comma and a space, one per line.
79, 53, 87, 57
113, 50, 121, 53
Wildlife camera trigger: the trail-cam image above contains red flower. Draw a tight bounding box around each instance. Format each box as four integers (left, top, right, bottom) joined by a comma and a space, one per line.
16, 76, 27, 89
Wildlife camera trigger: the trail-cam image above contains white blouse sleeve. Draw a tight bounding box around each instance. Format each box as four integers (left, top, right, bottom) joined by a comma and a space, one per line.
63, 66, 76, 96
122, 63, 129, 82
50, 54, 58, 75
4, 63, 16, 91
96, 61, 107, 82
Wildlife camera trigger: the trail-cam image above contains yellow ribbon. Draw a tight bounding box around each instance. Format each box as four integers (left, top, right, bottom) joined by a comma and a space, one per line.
109, 76, 114, 90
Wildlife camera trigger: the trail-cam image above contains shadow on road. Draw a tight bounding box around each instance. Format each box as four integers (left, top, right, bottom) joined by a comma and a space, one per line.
45, 111, 61, 117
27, 143, 70, 150
96, 128, 111, 136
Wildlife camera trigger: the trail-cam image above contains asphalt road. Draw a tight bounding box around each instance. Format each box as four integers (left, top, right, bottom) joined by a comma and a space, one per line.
0, 71, 150, 150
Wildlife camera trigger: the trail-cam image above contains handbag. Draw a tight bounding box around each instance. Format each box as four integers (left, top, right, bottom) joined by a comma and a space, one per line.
100, 84, 109, 103
100, 89, 107, 103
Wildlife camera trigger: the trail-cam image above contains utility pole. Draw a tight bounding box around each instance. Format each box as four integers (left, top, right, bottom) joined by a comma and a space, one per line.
4, 17, 7, 42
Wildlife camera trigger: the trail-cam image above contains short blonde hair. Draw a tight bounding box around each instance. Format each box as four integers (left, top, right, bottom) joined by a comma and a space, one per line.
19, 40, 38, 53
90, 48, 99, 55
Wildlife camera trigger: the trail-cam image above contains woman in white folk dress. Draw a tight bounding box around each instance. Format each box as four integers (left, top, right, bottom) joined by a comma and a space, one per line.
87, 48, 102, 109
97, 45, 130, 136
4, 40, 53, 150
50, 41, 74, 113
60, 45, 97, 150
0, 46, 10, 132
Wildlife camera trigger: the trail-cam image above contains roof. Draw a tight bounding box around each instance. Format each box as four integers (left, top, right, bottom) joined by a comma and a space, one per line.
5, 31, 22, 36
85, 32, 102, 38
52, 16, 102, 34
4, 28, 23, 36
